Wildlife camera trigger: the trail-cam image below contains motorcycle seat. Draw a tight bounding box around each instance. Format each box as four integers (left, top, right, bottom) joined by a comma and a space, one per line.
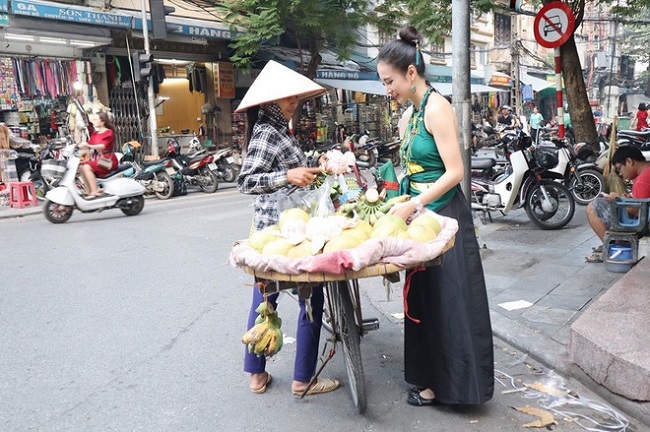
619, 130, 650, 138
471, 157, 497, 170
97, 163, 134, 179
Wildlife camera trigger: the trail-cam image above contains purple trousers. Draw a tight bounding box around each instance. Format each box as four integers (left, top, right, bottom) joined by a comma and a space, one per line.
243, 284, 324, 383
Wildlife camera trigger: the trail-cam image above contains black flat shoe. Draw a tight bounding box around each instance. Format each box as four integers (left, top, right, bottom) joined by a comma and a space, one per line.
407, 389, 440, 406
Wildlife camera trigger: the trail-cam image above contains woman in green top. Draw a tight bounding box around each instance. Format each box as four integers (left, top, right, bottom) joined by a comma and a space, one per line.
377, 25, 494, 407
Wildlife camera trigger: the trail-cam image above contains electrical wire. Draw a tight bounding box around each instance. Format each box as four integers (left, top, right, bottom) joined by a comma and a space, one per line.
495, 369, 630, 432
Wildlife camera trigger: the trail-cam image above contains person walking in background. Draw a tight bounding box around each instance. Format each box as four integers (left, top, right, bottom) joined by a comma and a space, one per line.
236, 61, 340, 397
529, 107, 544, 143
377, 25, 494, 407
632, 102, 648, 131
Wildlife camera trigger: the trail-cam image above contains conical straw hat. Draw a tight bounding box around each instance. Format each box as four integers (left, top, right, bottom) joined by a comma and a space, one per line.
235, 60, 327, 112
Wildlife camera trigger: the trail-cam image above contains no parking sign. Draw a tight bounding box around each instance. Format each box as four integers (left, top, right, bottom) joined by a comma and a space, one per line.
533, 2, 575, 49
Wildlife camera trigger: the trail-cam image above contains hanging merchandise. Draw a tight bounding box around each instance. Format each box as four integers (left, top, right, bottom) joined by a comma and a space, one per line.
9, 57, 81, 99
186, 64, 206, 93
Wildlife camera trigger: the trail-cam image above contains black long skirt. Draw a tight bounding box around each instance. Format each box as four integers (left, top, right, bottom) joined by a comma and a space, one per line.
404, 189, 494, 405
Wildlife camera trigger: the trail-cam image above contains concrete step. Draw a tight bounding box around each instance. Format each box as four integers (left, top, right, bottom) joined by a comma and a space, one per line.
569, 256, 650, 401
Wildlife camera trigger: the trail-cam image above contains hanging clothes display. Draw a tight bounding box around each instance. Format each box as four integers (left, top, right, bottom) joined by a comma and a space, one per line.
185, 64, 206, 93
9, 58, 82, 98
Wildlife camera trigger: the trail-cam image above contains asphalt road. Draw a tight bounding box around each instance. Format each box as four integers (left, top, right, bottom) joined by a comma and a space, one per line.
0, 186, 621, 431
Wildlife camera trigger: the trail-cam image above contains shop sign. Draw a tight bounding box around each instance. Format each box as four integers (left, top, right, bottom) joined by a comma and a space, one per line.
489, 75, 512, 87
132, 16, 240, 40
11, 0, 132, 28
213, 62, 235, 98
316, 70, 378, 81
1, 0, 9, 26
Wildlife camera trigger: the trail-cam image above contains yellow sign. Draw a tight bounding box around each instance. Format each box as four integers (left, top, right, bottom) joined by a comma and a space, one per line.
213, 62, 235, 99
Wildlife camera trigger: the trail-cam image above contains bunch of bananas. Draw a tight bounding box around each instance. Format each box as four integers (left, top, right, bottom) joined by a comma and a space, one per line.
242, 301, 284, 357
337, 189, 411, 225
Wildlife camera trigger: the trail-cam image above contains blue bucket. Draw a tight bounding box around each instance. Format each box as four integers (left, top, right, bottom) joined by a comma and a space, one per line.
608, 245, 633, 261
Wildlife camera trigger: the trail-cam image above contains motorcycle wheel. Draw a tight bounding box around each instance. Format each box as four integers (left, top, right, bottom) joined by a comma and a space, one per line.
525, 179, 575, 230
569, 169, 605, 206
390, 151, 401, 167
44, 200, 73, 224
153, 171, 174, 200
120, 195, 145, 216
199, 167, 219, 193
221, 165, 238, 183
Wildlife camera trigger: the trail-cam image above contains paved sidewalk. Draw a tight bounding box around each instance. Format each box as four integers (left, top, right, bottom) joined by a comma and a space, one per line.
0, 202, 42, 219
363, 208, 649, 428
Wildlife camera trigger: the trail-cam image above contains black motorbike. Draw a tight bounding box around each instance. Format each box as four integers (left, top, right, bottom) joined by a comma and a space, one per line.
377, 139, 401, 167
164, 140, 220, 193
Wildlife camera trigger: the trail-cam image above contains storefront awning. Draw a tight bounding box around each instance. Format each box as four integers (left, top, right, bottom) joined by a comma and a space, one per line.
432, 83, 502, 96
315, 79, 386, 96
521, 73, 553, 92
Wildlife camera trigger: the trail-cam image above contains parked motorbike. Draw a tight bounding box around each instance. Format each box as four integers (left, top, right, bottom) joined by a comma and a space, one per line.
165, 140, 220, 193
342, 131, 379, 169
119, 142, 175, 200
471, 129, 575, 230
20, 137, 71, 199
213, 148, 240, 183
43, 144, 146, 224
616, 129, 650, 161
377, 139, 401, 167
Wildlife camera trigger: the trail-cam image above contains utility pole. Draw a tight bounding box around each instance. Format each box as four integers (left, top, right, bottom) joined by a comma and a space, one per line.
605, 18, 618, 120
511, 15, 521, 116
452, 0, 471, 201
140, 0, 159, 156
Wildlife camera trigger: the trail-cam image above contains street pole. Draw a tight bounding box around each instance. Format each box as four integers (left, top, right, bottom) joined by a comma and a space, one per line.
140, 0, 159, 157
554, 48, 565, 138
452, 0, 472, 201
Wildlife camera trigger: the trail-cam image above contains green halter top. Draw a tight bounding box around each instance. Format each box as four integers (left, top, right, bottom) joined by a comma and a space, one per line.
399, 88, 457, 212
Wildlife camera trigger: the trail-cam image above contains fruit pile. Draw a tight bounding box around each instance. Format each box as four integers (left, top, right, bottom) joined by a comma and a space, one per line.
246, 188, 443, 258
242, 301, 283, 357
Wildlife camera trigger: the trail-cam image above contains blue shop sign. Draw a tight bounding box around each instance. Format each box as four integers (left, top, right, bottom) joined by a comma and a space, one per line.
1, 0, 10, 26
11, 0, 132, 28
316, 70, 379, 80
132, 16, 239, 40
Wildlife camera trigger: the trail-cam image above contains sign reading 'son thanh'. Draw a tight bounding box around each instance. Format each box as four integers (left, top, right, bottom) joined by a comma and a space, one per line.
11, 0, 132, 27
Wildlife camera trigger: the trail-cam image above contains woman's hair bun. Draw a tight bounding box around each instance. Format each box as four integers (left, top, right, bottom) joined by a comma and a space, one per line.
398, 25, 423, 46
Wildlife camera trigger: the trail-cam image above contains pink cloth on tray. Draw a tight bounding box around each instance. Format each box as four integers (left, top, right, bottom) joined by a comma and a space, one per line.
229, 211, 459, 275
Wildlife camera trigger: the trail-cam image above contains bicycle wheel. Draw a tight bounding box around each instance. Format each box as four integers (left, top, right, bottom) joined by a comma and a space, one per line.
328, 281, 367, 413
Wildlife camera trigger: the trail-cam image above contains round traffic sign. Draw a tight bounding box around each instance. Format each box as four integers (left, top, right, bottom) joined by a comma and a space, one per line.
533, 2, 576, 49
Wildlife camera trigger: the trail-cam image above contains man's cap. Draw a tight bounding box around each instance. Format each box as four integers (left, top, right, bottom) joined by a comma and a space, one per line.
235, 60, 327, 113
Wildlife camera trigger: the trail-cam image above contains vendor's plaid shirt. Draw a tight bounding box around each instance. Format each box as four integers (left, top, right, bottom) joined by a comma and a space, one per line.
237, 110, 307, 231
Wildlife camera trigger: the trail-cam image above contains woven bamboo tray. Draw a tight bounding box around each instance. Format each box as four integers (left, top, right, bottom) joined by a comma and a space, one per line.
240, 235, 455, 283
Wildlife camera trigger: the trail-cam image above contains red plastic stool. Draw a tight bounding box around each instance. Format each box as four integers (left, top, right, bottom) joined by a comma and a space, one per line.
9, 181, 38, 209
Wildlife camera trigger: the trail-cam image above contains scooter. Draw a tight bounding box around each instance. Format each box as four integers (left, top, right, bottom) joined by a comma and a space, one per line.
471, 129, 575, 230
616, 129, 650, 161
342, 131, 379, 169
43, 145, 146, 224
120, 142, 175, 200
377, 139, 401, 167
165, 140, 220, 193
213, 148, 240, 183
537, 134, 605, 206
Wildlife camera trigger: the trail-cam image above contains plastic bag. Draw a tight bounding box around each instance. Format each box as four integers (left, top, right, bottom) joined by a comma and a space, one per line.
276, 175, 336, 218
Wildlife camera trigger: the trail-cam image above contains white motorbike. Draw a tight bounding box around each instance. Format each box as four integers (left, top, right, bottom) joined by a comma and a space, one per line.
540, 138, 605, 206
471, 130, 576, 230
43, 145, 146, 224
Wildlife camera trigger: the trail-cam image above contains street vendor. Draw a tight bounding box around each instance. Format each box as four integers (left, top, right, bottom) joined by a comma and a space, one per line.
377, 25, 494, 407
235, 60, 340, 396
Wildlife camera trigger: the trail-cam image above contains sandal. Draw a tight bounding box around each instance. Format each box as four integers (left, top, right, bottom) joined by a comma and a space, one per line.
407, 388, 440, 406
250, 372, 272, 394
592, 245, 603, 253
585, 252, 603, 263
292, 378, 340, 396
